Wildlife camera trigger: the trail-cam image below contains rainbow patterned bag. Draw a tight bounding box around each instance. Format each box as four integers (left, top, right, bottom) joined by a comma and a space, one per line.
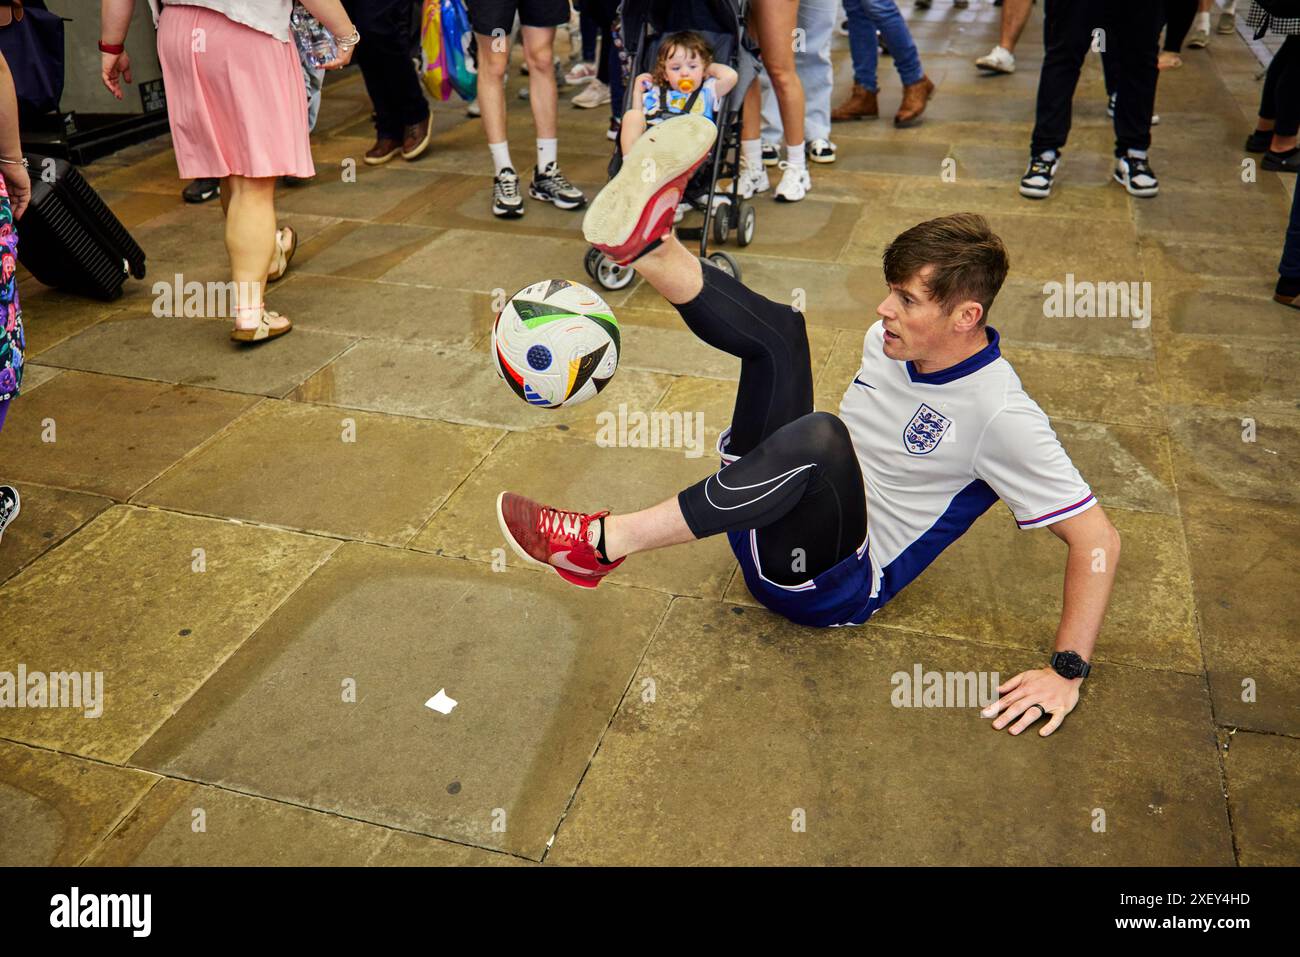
420, 0, 451, 101
441, 0, 476, 101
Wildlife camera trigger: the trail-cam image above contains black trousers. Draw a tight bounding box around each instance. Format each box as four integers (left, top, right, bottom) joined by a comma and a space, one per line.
1260, 35, 1300, 138
1162, 0, 1198, 53
1030, 0, 1163, 157
674, 263, 867, 586
343, 0, 430, 139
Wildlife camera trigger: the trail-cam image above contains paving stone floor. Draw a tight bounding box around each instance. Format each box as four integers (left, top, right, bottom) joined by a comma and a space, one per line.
1, 3, 1296, 866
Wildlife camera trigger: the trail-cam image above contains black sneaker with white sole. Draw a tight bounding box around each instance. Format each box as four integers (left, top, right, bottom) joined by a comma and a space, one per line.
1114, 153, 1159, 197
529, 162, 587, 210
761, 141, 780, 167
808, 139, 837, 164
1019, 152, 1059, 199
493, 167, 525, 218
0, 485, 19, 545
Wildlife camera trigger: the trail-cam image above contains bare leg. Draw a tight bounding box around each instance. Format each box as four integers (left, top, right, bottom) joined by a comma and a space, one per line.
630, 232, 704, 304
743, 79, 762, 140
476, 33, 511, 146
752, 0, 806, 148
521, 26, 558, 141
1000, 0, 1034, 54
601, 496, 694, 561
619, 108, 647, 155
223, 175, 285, 330
1272, 133, 1299, 152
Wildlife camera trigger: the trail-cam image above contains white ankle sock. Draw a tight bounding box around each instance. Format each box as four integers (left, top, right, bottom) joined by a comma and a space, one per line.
489, 141, 513, 176
741, 138, 761, 169
537, 138, 558, 171
1193, 11, 1210, 31
785, 143, 806, 169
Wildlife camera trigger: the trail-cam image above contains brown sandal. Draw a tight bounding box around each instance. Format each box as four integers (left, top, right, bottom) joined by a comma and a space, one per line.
230, 309, 292, 343
266, 226, 297, 283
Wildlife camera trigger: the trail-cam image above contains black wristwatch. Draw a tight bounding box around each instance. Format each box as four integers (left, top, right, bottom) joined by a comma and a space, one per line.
1050, 651, 1091, 680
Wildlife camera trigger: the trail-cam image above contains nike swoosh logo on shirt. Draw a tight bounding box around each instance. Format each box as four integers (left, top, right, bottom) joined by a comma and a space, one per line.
853, 376, 877, 390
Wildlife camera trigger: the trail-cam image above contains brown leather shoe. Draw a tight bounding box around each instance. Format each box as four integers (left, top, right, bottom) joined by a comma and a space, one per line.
894, 75, 935, 128
364, 135, 402, 166
401, 116, 432, 161
831, 83, 879, 122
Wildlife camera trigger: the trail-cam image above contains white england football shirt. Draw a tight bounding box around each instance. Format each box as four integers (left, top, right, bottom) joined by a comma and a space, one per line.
837, 321, 1096, 606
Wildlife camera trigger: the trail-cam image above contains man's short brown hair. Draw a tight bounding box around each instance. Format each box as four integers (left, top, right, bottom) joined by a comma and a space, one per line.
882, 213, 1010, 323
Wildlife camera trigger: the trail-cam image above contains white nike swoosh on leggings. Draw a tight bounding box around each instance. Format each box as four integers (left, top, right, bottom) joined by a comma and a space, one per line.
702, 463, 814, 512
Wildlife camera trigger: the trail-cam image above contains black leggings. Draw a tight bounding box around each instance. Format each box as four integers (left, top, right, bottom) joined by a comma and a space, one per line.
1163, 0, 1197, 54
674, 263, 867, 586
1260, 35, 1300, 139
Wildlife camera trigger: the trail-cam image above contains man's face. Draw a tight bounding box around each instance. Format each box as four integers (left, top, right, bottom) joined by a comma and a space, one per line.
664, 47, 706, 90
876, 267, 957, 362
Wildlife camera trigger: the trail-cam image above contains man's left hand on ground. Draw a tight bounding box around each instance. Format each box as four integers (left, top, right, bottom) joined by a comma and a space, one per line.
982, 668, 1081, 737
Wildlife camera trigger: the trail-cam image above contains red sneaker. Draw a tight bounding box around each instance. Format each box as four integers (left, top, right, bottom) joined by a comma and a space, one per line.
582, 113, 718, 265
496, 491, 625, 588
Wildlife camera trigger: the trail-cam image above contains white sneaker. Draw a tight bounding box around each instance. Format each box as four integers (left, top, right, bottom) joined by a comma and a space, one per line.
737, 160, 771, 199
572, 80, 610, 109
773, 161, 810, 202
466, 98, 481, 118
975, 45, 1015, 74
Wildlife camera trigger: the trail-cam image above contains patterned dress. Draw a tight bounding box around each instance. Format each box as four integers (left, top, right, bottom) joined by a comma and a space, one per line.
0, 174, 23, 405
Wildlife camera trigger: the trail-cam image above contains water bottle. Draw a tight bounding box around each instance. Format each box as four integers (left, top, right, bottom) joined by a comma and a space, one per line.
291, 2, 338, 69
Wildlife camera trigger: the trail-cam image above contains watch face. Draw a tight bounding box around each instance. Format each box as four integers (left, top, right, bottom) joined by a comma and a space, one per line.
1055, 653, 1083, 678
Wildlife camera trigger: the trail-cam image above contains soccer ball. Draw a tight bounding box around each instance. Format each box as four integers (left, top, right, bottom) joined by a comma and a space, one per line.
492, 279, 620, 409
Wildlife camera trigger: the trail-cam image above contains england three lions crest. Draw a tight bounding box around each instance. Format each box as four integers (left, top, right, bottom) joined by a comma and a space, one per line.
903, 403, 952, 455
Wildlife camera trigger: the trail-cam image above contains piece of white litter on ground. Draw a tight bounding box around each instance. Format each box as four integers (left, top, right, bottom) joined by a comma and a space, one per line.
425, 688, 457, 714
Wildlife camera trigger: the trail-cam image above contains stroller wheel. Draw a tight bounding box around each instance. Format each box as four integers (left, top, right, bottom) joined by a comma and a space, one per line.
584, 246, 602, 280
708, 251, 740, 280
712, 203, 731, 245
596, 254, 637, 291
737, 203, 756, 248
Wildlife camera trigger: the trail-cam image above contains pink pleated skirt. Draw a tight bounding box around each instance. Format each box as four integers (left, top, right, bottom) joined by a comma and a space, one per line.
156, 4, 315, 180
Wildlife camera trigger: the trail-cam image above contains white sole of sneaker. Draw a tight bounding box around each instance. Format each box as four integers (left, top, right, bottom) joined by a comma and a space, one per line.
583, 114, 718, 248
976, 62, 1014, 74
1114, 173, 1158, 198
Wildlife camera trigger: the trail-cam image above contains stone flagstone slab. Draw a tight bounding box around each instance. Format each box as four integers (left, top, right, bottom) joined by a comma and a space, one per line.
0, 372, 259, 500
1222, 731, 1300, 867
547, 599, 1233, 866
0, 484, 114, 585
0, 506, 338, 763
130, 544, 671, 861
86, 778, 521, 866
37, 316, 354, 399
1182, 494, 1300, 736
135, 400, 501, 546
0, 740, 158, 866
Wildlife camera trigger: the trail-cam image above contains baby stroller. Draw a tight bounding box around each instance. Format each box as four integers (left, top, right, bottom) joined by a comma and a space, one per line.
583, 0, 756, 291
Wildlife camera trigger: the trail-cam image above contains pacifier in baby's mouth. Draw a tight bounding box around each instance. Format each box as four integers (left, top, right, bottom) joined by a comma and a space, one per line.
678, 77, 695, 92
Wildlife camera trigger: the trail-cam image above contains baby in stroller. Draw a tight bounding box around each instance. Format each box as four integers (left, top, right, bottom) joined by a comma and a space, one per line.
618, 31, 738, 157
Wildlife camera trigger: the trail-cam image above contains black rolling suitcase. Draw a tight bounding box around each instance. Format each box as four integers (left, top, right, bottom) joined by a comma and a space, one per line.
17, 154, 147, 301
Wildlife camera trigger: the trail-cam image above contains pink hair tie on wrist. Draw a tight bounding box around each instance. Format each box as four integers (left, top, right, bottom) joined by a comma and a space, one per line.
98, 41, 125, 54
